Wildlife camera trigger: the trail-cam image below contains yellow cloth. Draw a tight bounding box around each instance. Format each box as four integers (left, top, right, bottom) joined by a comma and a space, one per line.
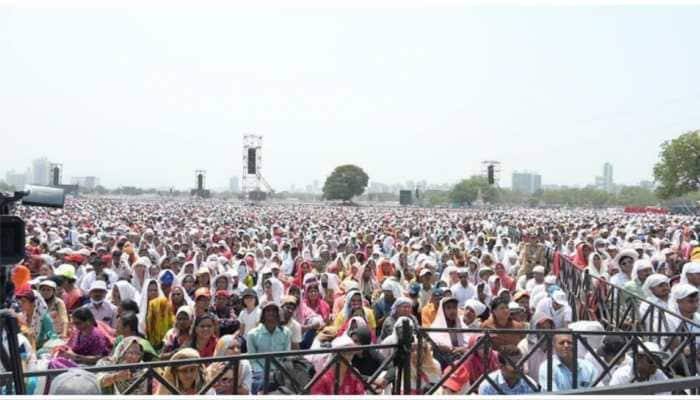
421, 302, 438, 327
147, 296, 174, 348
333, 307, 376, 331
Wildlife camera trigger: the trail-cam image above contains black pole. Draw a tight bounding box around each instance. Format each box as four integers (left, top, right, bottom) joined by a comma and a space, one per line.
0, 309, 26, 394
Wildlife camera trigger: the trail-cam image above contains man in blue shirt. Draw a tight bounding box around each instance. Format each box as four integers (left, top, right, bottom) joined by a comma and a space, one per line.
479, 345, 536, 395
246, 301, 292, 394
539, 333, 598, 391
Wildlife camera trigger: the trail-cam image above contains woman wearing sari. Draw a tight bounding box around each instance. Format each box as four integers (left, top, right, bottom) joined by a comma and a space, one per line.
168, 284, 193, 314
357, 260, 380, 302
161, 306, 194, 360
15, 285, 55, 350
138, 279, 174, 351
441, 333, 501, 394
96, 336, 156, 394
333, 289, 376, 332
206, 334, 252, 395
109, 281, 138, 309
157, 348, 215, 395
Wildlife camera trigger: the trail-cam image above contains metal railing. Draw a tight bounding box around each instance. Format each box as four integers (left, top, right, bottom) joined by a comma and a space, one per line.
555, 253, 700, 335
2, 325, 699, 395
415, 327, 699, 394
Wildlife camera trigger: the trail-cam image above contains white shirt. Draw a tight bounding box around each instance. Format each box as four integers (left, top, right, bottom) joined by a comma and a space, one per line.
609, 363, 669, 394
451, 282, 476, 308
284, 319, 302, 344
240, 307, 261, 335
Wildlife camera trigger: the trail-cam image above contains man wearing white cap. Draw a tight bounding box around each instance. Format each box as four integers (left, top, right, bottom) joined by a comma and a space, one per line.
451, 267, 476, 308
609, 342, 670, 393
526, 265, 546, 293
535, 290, 572, 329
665, 284, 700, 344
85, 280, 117, 328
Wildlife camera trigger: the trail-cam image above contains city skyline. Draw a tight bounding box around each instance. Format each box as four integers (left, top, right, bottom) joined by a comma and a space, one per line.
2, 5, 696, 190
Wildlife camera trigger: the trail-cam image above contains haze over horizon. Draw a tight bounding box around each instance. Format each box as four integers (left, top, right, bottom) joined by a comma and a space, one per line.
2, 3, 699, 190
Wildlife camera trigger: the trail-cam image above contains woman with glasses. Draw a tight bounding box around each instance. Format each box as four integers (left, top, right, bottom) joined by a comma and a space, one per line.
157, 348, 215, 395
189, 313, 218, 358
206, 334, 252, 395
96, 336, 154, 394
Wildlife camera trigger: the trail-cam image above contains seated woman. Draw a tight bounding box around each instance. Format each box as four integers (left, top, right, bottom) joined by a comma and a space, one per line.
157, 348, 215, 395
429, 296, 469, 368
206, 334, 252, 395
138, 279, 174, 351
15, 285, 55, 350
333, 289, 376, 332
310, 334, 365, 395
161, 306, 194, 360
96, 336, 155, 394
189, 313, 218, 358
60, 307, 112, 365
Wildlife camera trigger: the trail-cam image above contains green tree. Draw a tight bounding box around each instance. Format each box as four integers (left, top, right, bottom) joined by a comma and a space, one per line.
449, 176, 498, 205
322, 165, 369, 202
616, 186, 658, 206
94, 185, 109, 195
653, 130, 700, 199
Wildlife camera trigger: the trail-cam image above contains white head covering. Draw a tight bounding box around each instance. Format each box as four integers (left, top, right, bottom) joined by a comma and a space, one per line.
108, 280, 139, 305
680, 262, 700, 285
464, 298, 487, 317
429, 297, 467, 348
631, 259, 653, 283
381, 279, 403, 299
137, 278, 164, 334
642, 273, 670, 298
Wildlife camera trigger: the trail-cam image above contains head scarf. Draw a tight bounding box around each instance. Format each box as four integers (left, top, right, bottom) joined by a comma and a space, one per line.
680, 262, 700, 285
137, 278, 164, 334
109, 280, 138, 305
428, 297, 467, 347
159, 348, 206, 395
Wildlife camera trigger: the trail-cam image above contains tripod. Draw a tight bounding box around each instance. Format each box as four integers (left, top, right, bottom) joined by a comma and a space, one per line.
0, 191, 29, 394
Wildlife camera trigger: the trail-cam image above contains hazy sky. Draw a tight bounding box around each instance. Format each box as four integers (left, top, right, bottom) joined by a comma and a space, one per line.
2, 3, 700, 190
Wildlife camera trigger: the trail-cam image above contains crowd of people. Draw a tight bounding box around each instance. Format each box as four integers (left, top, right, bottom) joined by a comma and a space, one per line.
3, 197, 700, 395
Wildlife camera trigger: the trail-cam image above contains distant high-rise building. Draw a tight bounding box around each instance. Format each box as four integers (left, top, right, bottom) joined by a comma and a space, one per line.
5, 169, 29, 189
31, 157, 50, 185
71, 176, 99, 190
603, 162, 614, 193
229, 176, 240, 193
512, 171, 542, 194
639, 180, 655, 190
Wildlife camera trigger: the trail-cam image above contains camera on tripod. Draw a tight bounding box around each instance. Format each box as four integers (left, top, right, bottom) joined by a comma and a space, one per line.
0, 185, 66, 264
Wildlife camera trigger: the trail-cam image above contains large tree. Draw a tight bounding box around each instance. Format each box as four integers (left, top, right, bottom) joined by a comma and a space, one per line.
654, 130, 700, 199
322, 164, 369, 202
449, 176, 498, 205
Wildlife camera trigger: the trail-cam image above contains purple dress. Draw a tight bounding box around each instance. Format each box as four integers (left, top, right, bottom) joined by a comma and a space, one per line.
67, 326, 111, 357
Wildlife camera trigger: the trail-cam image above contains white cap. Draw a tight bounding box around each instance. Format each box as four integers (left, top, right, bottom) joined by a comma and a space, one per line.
419, 268, 433, 277
552, 290, 568, 306
508, 301, 525, 312
640, 341, 670, 360
673, 283, 699, 301
39, 279, 57, 289
464, 299, 486, 316
533, 265, 546, 274
88, 280, 108, 293
48, 369, 101, 395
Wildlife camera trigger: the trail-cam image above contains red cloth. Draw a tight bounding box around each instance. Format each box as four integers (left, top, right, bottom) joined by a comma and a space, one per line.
571, 242, 589, 269
443, 334, 500, 392
310, 368, 366, 395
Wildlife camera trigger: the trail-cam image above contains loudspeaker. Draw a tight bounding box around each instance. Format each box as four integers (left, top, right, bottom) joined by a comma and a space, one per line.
52, 167, 60, 186
248, 148, 257, 174
487, 165, 495, 185
197, 174, 204, 191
